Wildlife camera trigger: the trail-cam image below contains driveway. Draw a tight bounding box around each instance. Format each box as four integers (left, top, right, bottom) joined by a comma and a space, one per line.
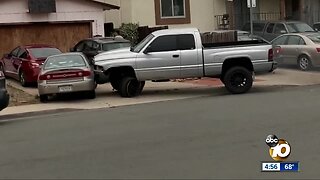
2, 68, 320, 117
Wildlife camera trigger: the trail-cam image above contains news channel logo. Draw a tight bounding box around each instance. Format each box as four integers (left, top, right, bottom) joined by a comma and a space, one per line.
265, 135, 291, 162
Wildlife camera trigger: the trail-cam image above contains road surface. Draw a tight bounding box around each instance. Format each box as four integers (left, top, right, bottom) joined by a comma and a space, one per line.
0, 85, 319, 179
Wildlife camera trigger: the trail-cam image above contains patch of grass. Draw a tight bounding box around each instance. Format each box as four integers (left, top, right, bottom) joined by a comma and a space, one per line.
6, 85, 39, 107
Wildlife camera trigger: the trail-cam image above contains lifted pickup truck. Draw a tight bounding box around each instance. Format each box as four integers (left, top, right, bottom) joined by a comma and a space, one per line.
94, 28, 277, 97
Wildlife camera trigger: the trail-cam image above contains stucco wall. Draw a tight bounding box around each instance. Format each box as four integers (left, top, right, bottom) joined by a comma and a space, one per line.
259, 0, 280, 13
104, 0, 227, 32
0, 0, 106, 35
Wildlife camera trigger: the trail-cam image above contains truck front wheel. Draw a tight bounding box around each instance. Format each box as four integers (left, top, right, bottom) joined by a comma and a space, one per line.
223, 67, 253, 94
119, 77, 144, 97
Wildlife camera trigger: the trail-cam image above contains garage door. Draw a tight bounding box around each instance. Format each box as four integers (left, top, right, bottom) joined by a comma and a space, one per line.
0, 22, 91, 57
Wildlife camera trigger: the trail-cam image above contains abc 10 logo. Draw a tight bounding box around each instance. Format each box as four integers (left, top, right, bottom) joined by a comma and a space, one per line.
265, 135, 291, 161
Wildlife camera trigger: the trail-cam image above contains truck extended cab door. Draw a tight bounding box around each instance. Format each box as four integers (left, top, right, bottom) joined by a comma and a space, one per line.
136, 35, 181, 80
179, 34, 202, 78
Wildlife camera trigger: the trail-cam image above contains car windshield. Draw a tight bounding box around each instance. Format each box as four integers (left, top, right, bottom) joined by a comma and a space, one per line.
29, 48, 62, 58
286, 23, 315, 33
102, 42, 131, 51
132, 34, 155, 53
44, 55, 87, 70
307, 34, 320, 43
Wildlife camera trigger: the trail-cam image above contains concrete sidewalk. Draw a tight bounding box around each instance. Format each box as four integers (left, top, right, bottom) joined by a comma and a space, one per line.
2, 68, 320, 117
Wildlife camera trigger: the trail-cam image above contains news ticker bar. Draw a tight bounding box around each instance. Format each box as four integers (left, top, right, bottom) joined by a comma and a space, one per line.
261, 162, 300, 172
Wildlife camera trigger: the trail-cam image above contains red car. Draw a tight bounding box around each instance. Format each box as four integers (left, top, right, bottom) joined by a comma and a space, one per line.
0, 45, 62, 86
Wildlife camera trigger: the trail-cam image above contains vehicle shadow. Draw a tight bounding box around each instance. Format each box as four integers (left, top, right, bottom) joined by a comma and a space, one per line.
278, 64, 320, 72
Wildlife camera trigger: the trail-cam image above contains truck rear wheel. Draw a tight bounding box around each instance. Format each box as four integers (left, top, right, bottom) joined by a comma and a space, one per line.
223, 67, 253, 94
119, 77, 144, 97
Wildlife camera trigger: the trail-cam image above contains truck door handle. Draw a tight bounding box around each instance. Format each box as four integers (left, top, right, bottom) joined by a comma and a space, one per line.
172, 55, 180, 58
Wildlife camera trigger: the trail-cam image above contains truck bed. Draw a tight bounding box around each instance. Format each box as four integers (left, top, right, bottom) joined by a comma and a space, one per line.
203, 40, 269, 49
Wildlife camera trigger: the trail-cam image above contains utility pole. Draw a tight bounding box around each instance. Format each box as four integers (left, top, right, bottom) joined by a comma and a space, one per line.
247, 0, 256, 37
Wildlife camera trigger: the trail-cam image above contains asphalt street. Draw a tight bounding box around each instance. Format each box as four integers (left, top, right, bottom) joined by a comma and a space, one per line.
0, 85, 320, 179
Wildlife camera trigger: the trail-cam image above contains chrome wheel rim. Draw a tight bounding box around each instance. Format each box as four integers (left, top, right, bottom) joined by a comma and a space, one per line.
20, 73, 25, 84
299, 57, 309, 70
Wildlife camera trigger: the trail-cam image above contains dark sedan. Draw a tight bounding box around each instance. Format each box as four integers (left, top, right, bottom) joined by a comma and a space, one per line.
70, 37, 131, 64
0, 70, 9, 111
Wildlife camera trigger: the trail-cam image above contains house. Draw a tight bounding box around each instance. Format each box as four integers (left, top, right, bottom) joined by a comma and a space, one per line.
104, 0, 227, 32
224, 0, 320, 30
0, 0, 119, 56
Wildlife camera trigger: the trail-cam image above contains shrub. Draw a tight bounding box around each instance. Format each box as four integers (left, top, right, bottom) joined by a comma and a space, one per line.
119, 23, 139, 46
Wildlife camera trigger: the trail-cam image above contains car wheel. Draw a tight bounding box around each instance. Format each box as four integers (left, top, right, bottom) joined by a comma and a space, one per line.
39, 95, 48, 103
119, 77, 143, 98
19, 71, 28, 87
223, 67, 253, 94
87, 90, 96, 99
298, 55, 312, 71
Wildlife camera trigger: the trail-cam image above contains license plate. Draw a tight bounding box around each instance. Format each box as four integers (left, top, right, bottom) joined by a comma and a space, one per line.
59, 86, 72, 92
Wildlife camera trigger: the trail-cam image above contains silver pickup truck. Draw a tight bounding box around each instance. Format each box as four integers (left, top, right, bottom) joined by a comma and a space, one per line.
94, 28, 277, 97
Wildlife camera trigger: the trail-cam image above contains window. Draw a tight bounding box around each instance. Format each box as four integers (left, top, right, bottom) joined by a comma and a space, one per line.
272, 36, 288, 46
161, 0, 185, 18
44, 55, 87, 70
274, 24, 287, 34
18, 49, 28, 59
28, 48, 62, 58
75, 41, 85, 52
287, 36, 304, 45
154, 0, 190, 25
10, 47, 21, 57
148, 35, 178, 52
102, 42, 131, 51
266, 23, 275, 33
178, 34, 195, 50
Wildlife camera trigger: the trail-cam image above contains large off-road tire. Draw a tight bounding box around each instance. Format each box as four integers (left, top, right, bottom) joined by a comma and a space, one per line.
223, 66, 253, 94
298, 55, 312, 71
119, 77, 143, 98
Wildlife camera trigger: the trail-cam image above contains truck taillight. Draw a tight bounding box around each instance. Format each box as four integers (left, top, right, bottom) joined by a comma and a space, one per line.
316, 48, 320, 53
268, 49, 273, 62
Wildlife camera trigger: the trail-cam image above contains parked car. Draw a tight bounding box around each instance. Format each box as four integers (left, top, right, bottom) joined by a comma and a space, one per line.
70, 37, 131, 64
313, 22, 320, 31
242, 21, 316, 42
94, 28, 277, 97
272, 33, 320, 71
0, 70, 9, 111
38, 53, 96, 102
0, 45, 62, 86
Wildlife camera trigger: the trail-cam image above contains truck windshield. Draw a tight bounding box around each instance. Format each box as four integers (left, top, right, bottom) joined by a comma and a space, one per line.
132, 34, 155, 53
287, 23, 315, 33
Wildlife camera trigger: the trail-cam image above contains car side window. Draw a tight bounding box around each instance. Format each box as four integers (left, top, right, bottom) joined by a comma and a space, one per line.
10, 47, 21, 57
266, 23, 275, 33
178, 34, 195, 50
287, 36, 302, 45
299, 38, 306, 45
91, 41, 100, 51
273, 36, 288, 45
274, 24, 287, 34
148, 35, 178, 52
83, 41, 93, 51
75, 41, 85, 52
18, 49, 28, 59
